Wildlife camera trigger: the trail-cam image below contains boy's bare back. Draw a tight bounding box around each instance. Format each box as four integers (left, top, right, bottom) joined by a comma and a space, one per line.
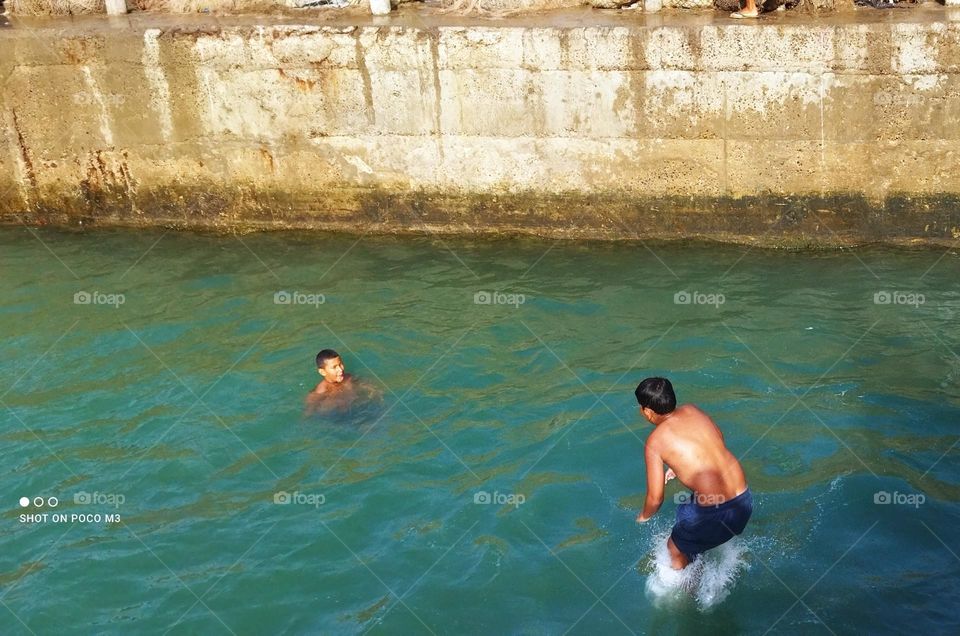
647, 404, 747, 501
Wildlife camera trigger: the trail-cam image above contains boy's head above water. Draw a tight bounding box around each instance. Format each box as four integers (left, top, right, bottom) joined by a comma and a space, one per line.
316, 349, 345, 384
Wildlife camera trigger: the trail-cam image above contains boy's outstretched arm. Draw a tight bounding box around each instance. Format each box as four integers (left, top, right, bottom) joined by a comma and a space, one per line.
637, 441, 665, 523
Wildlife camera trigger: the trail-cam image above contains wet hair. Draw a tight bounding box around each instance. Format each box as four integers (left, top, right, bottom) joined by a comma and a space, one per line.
635, 377, 676, 415
316, 349, 340, 369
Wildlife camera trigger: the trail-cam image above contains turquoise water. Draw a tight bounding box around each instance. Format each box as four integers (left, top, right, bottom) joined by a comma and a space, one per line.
1, 227, 958, 635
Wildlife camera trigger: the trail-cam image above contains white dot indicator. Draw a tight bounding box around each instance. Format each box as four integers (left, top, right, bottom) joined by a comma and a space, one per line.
19, 497, 29, 507
33, 496, 44, 507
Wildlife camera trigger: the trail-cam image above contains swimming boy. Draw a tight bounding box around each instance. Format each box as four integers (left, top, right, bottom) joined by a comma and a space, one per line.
634, 377, 752, 570
305, 349, 359, 414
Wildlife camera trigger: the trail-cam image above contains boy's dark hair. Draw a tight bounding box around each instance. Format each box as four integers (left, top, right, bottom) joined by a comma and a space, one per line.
316, 349, 340, 369
635, 377, 676, 415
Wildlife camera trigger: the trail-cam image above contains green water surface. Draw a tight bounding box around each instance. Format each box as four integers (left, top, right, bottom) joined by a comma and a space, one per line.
1, 227, 958, 635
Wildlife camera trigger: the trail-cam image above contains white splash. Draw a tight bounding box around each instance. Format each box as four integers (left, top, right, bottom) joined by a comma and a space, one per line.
644, 531, 750, 610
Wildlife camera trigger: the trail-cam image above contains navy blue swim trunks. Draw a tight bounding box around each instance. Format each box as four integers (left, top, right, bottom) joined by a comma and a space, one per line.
670, 488, 753, 561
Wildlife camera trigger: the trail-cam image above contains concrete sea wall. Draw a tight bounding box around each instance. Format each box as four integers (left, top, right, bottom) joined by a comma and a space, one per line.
2, 9, 960, 245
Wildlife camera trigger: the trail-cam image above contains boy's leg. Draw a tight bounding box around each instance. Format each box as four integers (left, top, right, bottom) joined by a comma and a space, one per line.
667, 536, 690, 570
732, 0, 758, 17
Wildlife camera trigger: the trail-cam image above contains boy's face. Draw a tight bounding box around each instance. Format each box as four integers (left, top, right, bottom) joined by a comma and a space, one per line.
319, 357, 345, 383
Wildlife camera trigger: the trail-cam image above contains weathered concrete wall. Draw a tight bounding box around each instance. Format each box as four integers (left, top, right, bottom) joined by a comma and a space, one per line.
3, 9, 960, 244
